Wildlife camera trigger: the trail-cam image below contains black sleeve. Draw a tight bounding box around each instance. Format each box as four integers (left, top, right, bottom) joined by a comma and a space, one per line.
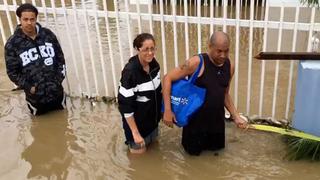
118, 68, 137, 118
4, 41, 32, 91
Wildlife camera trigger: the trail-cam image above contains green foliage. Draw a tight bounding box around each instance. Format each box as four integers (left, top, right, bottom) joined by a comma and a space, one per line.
284, 135, 320, 161
300, 0, 320, 7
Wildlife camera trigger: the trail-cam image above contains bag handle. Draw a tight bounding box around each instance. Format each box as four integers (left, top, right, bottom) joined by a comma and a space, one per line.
189, 54, 204, 84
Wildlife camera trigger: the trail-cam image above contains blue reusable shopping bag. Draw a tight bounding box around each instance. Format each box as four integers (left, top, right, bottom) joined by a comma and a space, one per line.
163, 54, 206, 127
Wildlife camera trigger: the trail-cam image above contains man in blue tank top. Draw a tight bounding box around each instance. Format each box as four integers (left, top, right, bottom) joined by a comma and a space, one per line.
163, 31, 247, 156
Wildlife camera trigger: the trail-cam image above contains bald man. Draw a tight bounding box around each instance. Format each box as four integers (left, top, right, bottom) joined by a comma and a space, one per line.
162, 31, 247, 155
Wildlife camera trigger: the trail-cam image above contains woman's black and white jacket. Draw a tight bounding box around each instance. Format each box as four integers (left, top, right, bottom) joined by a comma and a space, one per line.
118, 55, 162, 142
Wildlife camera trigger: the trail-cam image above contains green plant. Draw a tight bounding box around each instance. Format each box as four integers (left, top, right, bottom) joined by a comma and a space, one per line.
300, 0, 320, 7
284, 135, 320, 161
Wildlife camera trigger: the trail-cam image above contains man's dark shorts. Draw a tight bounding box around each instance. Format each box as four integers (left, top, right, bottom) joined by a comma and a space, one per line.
182, 129, 225, 156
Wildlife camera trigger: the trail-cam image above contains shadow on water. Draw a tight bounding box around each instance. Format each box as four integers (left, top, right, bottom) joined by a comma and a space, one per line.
21, 110, 74, 180
0, 91, 32, 180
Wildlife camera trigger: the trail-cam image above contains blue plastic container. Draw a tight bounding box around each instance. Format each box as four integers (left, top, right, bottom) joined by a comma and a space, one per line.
293, 60, 320, 137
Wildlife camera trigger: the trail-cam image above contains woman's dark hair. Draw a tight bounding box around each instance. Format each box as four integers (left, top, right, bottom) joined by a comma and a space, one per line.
16, 3, 38, 18
133, 33, 155, 50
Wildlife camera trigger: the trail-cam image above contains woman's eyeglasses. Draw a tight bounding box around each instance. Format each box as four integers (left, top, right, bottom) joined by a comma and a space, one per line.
139, 47, 157, 53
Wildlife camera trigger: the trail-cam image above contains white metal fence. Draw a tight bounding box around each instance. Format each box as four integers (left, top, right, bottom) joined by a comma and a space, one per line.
0, 0, 319, 120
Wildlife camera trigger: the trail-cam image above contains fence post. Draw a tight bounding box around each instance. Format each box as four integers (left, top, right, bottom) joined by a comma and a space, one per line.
61, 0, 81, 95
160, 0, 167, 74
184, 0, 189, 59
246, 0, 255, 115
271, 4, 284, 118
285, 6, 300, 119
259, 0, 269, 116
172, 0, 179, 67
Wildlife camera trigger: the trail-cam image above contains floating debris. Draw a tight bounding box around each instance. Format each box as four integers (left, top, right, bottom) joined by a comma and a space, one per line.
247, 115, 289, 128
224, 113, 287, 128
65, 94, 117, 106
101, 96, 117, 103
81, 95, 117, 105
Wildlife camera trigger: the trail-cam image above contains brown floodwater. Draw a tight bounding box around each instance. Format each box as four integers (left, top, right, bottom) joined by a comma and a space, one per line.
1, 92, 320, 180
1, 1, 320, 180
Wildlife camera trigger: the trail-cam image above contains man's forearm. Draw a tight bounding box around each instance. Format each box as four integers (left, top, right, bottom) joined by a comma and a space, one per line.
163, 75, 172, 111
224, 93, 240, 119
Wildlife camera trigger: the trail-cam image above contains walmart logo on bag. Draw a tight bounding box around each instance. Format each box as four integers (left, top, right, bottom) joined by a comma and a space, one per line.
171, 96, 188, 106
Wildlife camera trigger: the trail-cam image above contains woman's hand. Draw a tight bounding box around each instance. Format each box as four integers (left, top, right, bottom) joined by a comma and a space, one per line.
132, 131, 145, 148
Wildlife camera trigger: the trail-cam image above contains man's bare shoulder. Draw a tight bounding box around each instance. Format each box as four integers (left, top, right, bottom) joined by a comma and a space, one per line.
179, 55, 200, 73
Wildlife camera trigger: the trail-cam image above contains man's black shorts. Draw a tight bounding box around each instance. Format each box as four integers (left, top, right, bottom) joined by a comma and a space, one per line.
182, 129, 225, 156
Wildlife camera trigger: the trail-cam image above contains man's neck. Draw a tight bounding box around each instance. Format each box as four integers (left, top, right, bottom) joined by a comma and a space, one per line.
207, 53, 224, 67
22, 27, 37, 40
25, 31, 37, 40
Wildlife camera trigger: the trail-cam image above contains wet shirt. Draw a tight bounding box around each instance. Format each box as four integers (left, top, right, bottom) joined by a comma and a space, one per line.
185, 53, 231, 133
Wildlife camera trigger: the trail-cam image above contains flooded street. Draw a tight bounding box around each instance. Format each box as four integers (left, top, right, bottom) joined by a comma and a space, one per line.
1, 92, 320, 179
1, 0, 320, 179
